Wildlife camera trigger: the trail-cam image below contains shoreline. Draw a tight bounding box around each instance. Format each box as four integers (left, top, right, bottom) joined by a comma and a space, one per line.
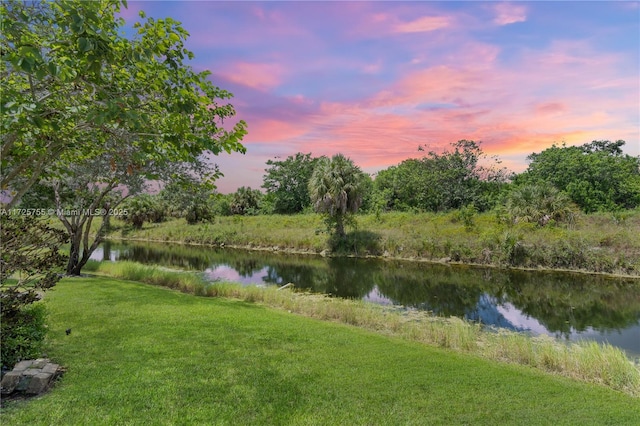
104, 235, 640, 280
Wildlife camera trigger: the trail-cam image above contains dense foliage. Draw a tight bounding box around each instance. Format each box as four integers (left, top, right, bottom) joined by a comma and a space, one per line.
230, 187, 263, 216
374, 140, 509, 213
4, 0, 246, 275
0, 216, 67, 367
517, 140, 640, 213
1, 0, 246, 208
504, 183, 577, 226
262, 153, 319, 214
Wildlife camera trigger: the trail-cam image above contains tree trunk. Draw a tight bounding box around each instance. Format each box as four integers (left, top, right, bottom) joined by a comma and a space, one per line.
66, 230, 82, 275
335, 214, 346, 239
66, 216, 106, 276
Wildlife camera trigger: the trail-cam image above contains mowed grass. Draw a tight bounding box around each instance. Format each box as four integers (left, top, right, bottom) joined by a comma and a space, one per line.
2, 277, 640, 425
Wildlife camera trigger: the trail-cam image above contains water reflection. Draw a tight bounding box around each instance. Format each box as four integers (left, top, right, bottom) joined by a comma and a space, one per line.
92, 241, 640, 358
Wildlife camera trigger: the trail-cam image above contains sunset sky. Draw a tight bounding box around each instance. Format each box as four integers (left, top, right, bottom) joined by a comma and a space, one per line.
122, 1, 639, 193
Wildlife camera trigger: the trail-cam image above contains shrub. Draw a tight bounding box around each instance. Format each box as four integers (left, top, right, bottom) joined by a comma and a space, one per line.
506, 183, 577, 227
1, 215, 67, 368
1, 303, 48, 368
123, 194, 168, 228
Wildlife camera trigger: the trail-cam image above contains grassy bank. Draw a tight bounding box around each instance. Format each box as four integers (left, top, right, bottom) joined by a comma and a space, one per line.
2, 275, 639, 424
81, 261, 640, 397
109, 209, 640, 276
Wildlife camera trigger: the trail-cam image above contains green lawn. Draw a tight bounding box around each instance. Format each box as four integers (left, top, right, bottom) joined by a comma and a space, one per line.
2, 276, 639, 425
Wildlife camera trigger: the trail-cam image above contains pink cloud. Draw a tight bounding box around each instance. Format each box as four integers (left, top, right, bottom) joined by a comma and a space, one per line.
394, 15, 452, 33
217, 62, 285, 91
277, 36, 638, 179
245, 119, 310, 143
533, 102, 567, 115
180, 2, 637, 193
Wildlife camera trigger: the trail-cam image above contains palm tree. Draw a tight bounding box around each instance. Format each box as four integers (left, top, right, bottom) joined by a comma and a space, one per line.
506, 183, 576, 226
308, 154, 366, 238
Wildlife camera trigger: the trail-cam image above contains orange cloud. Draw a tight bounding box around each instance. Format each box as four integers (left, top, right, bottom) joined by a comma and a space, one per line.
245, 119, 309, 143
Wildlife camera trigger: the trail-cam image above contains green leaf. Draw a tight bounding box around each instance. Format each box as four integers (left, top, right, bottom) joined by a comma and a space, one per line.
78, 37, 88, 52
47, 62, 60, 76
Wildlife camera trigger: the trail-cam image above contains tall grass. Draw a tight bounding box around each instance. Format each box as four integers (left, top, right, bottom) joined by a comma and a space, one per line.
87, 260, 208, 296
90, 260, 640, 397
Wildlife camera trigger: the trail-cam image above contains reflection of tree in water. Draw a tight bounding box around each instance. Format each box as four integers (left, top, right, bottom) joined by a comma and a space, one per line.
372, 262, 640, 336
262, 263, 319, 288
112, 242, 214, 270
322, 258, 376, 299
502, 270, 640, 336
262, 258, 375, 299
105, 241, 640, 335
374, 263, 500, 317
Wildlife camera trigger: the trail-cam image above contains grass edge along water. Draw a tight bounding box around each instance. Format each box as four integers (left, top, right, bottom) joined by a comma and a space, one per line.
84, 260, 640, 397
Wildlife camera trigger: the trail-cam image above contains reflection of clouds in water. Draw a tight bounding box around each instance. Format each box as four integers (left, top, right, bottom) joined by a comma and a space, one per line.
496, 303, 550, 335
204, 265, 269, 286
497, 302, 640, 358
363, 286, 394, 306
89, 247, 117, 262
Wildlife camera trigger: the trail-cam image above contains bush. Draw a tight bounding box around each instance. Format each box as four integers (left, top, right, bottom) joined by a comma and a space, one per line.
185, 202, 213, 224
1, 303, 48, 368
121, 194, 167, 229
505, 183, 577, 227
1, 215, 67, 368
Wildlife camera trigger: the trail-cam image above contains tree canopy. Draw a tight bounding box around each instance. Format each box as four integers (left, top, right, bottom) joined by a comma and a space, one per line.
517, 140, 640, 212
262, 153, 319, 214
374, 140, 509, 212
1, 0, 247, 207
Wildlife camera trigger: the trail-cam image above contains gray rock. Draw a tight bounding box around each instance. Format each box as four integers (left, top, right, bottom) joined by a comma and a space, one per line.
13, 360, 33, 372
41, 363, 60, 375
26, 372, 53, 394
32, 358, 48, 368
1, 359, 62, 397
0, 371, 22, 394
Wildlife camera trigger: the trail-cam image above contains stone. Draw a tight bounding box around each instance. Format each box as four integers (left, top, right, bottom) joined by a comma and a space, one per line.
0, 371, 22, 394
32, 358, 48, 368
41, 363, 60, 375
26, 372, 53, 394
23, 368, 41, 377
1, 358, 63, 398
13, 360, 33, 372
15, 376, 31, 392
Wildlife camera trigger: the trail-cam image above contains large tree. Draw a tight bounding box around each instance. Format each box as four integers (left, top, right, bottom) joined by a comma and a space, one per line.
517, 140, 640, 212
261, 153, 319, 214
374, 140, 509, 212
308, 154, 367, 238
1, 0, 246, 207
3, 0, 247, 275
